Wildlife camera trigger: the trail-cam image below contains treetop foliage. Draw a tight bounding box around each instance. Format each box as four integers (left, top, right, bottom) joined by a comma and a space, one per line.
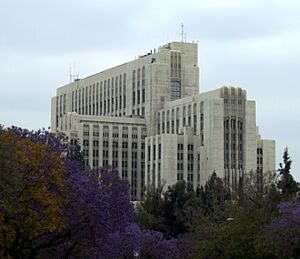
277, 147, 299, 197
1, 126, 299, 258
0, 127, 134, 257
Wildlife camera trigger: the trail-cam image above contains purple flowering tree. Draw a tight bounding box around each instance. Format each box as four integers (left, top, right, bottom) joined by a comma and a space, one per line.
107, 225, 190, 259
1, 127, 135, 257
1, 127, 186, 258
268, 198, 300, 258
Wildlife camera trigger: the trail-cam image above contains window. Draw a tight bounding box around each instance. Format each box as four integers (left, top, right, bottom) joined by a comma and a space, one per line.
225, 133, 229, 141
158, 144, 161, 159
93, 150, 99, 157
142, 89, 145, 103
177, 144, 184, 150
133, 91, 136, 105
177, 153, 183, 160
148, 146, 151, 161
188, 144, 194, 151
171, 80, 181, 101
188, 173, 193, 182
177, 173, 183, 181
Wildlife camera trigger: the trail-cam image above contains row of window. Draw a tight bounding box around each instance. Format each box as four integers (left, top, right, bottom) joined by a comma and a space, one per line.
224, 153, 243, 161
177, 173, 195, 182
225, 133, 243, 141
177, 144, 193, 150
257, 157, 263, 164
72, 96, 127, 117
132, 89, 146, 105
225, 143, 243, 150
224, 98, 243, 105
177, 153, 194, 161
157, 114, 203, 135
177, 163, 194, 171
147, 144, 162, 161
224, 118, 243, 130
56, 74, 128, 120
71, 73, 126, 107
224, 164, 244, 169
158, 102, 204, 120
83, 131, 145, 139
132, 67, 146, 89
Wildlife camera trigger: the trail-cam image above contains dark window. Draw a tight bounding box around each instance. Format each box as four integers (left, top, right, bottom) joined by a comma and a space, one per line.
171, 80, 181, 101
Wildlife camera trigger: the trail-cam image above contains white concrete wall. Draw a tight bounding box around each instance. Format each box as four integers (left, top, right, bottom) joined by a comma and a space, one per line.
244, 100, 257, 174
262, 139, 276, 173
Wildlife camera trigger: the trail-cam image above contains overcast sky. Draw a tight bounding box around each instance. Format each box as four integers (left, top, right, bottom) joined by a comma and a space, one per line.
0, 0, 299, 180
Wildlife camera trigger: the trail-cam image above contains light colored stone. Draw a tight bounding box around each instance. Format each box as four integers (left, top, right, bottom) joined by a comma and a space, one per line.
51, 41, 276, 200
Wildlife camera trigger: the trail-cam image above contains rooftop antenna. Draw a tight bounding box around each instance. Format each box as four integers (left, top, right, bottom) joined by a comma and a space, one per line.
69, 62, 79, 83
76, 63, 79, 81
69, 63, 72, 83
73, 62, 76, 81
181, 23, 184, 42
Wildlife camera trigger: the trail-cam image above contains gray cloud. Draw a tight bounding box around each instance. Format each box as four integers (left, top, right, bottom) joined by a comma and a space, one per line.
0, 0, 299, 180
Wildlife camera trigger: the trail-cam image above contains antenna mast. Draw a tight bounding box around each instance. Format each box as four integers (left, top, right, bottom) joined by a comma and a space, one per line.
181, 23, 184, 42
69, 62, 79, 83
69, 63, 72, 83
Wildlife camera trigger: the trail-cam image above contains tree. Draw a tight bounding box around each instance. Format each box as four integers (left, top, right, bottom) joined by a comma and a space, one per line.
138, 229, 183, 259
238, 170, 280, 211
104, 223, 190, 259
135, 184, 166, 233
277, 147, 298, 197
268, 198, 300, 258
190, 204, 277, 259
162, 181, 202, 237
200, 171, 227, 213
189, 171, 283, 259
44, 166, 134, 258
0, 128, 67, 257
137, 181, 203, 238
0, 127, 135, 258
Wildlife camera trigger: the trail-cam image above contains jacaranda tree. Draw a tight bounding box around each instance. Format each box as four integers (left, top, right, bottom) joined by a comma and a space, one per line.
0, 127, 67, 257
0, 127, 135, 258
268, 198, 300, 258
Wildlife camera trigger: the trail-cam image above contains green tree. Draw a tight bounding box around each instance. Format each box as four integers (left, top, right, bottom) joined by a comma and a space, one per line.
190, 204, 276, 259
190, 170, 282, 259
162, 181, 202, 237
277, 147, 298, 197
200, 171, 227, 213
0, 129, 67, 257
135, 184, 165, 233
238, 170, 280, 211
136, 181, 203, 238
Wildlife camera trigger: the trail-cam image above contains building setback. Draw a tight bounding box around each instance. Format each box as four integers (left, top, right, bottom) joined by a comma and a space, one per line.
51, 41, 275, 200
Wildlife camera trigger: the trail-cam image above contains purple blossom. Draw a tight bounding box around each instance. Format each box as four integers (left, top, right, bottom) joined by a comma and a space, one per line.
2, 127, 188, 258
268, 199, 300, 258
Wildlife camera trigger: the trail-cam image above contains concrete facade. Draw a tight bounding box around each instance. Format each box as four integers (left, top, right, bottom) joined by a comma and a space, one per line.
51, 41, 275, 200
58, 112, 147, 200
